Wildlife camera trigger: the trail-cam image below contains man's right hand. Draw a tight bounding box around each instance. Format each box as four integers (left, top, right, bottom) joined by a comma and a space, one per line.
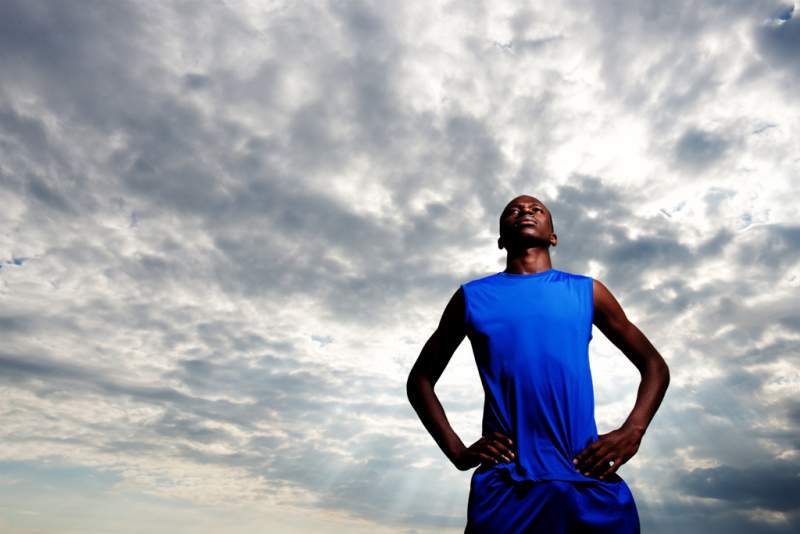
452, 432, 516, 471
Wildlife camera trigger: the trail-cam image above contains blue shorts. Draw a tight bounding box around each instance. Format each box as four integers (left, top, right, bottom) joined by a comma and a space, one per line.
465, 467, 641, 533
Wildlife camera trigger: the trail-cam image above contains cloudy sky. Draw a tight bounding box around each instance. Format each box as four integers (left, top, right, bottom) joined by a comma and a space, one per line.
1, 0, 799, 532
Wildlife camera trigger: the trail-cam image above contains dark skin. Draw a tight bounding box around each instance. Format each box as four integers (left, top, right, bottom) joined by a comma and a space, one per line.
407, 195, 670, 479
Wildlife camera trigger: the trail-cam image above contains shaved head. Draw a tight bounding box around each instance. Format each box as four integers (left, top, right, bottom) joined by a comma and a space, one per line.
499, 195, 555, 234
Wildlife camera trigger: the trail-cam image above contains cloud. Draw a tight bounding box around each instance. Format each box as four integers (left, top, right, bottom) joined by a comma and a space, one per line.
756, 7, 800, 70
674, 128, 731, 170
1, 0, 799, 532
679, 461, 800, 512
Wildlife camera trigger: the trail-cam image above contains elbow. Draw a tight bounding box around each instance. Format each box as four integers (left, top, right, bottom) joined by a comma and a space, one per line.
641, 357, 670, 385
655, 359, 670, 390
406, 372, 420, 402
406, 371, 433, 401
406, 374, 417, 400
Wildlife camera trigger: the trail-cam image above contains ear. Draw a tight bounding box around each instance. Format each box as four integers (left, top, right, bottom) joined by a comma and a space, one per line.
497, 236, 504, 250
550, 233, 558, 247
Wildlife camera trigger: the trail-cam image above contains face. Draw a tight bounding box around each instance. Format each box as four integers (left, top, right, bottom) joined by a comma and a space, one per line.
498, 195, 555, 248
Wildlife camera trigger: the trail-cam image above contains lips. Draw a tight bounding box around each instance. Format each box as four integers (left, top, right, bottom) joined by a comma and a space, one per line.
515, 219, 537, 227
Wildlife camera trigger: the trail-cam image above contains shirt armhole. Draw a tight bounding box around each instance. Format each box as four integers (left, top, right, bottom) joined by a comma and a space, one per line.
460, 284, 471, 332
588, 277, 594, 342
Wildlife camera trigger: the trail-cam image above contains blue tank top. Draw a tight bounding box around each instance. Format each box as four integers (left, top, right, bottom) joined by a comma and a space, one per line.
461, 268, 599, 483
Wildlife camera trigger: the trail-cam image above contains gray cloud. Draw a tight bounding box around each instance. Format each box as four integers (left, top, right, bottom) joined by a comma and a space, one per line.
674, 128, 731, 170
1, 0, 799, 532
679, 461, 800, 512
756, 7, 800, 70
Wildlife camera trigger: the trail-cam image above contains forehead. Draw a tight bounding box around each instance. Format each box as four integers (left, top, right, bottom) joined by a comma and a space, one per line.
503, 196, 547, 211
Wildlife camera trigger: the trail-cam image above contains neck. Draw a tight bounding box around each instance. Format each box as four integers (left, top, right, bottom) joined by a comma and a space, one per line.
504, 250, 552, 274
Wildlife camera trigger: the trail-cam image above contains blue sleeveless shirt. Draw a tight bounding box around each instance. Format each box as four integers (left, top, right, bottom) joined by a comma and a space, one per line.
461, 268, 599, 483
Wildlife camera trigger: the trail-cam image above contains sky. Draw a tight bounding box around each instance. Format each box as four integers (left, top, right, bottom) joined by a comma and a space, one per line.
1, 0, 799, 532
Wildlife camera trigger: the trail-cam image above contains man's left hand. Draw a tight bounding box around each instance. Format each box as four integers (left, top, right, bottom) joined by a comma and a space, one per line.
572, 426, 644, 480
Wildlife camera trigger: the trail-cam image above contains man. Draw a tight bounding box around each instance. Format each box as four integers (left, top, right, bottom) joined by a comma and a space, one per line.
406, 195, 670, 533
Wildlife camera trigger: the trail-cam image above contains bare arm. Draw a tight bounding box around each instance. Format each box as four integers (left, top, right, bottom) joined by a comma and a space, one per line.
592, 278, 670, 436
574, 278, 670, 479
406, 287, 469, 466
406, 287, 516, 471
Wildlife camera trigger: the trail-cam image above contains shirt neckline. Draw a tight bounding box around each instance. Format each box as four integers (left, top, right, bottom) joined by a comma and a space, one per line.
497, 268, 556, 278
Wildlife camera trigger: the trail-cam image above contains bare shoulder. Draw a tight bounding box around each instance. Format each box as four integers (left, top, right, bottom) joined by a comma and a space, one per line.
591, 278, 630, 330
437, 285, 467, 340
591, 278, 613, 303
407, 286, 467, 385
